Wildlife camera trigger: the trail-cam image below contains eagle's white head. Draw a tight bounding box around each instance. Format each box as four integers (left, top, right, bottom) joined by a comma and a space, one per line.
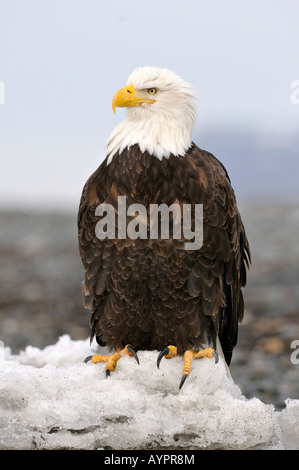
106, 66, 197, 164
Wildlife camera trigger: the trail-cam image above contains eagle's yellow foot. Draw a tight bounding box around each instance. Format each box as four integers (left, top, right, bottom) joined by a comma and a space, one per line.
84, 344, 139, 377
157, 346, 219, 389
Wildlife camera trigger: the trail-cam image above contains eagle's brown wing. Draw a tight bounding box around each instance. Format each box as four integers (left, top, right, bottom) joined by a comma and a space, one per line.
77, 164, 109, 316
187, 144, 251, 365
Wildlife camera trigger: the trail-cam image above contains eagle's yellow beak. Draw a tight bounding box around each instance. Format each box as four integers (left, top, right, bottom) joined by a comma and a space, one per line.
112, 85, 155, 113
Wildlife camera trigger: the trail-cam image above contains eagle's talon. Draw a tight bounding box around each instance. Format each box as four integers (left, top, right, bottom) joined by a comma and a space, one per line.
157, 347, 170, 368
157, 346, 218, 389
83, 344, 138, 377
157, 345, 178, 368
83, 355, 93, 364
213, 350, 219, 364
179, 373, 188, 390
127, 345, 140, 365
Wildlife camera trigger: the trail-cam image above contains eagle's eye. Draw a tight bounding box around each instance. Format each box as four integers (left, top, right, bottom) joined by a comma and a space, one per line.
147, 88, 158, 95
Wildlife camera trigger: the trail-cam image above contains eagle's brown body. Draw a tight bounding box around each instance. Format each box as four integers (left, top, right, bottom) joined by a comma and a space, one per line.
78, 143, 250, 365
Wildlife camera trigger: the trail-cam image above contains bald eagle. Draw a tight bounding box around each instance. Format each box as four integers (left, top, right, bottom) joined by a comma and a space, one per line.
78, 66, 250, 388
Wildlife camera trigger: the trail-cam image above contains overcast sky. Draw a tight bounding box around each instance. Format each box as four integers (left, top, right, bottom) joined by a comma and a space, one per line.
0, 0, 298, 209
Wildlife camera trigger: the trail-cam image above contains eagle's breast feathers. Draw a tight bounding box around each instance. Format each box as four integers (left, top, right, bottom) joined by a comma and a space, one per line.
78, 138, 250, 365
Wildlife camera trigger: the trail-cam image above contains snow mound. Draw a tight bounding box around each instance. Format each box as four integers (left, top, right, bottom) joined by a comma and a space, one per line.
277, 398, 299, 450
0, 335, 297, 450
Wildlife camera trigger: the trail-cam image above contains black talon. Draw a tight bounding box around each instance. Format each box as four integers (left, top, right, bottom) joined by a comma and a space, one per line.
179, 373, 188, 390
157, 347, 170, 369
84, 355, 93, 364
105, 369, 110, 378
127, 345, 140, 365
213, 350, 219, 364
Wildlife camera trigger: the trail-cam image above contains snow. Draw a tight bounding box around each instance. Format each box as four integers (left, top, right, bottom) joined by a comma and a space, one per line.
0, 335, 298, 450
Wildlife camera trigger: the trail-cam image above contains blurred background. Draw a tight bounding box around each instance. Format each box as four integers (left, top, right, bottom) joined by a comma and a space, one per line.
0, 0, 298, 409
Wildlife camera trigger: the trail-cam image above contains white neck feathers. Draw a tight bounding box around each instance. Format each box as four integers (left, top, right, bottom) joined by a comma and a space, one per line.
106, 113, 194, 164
